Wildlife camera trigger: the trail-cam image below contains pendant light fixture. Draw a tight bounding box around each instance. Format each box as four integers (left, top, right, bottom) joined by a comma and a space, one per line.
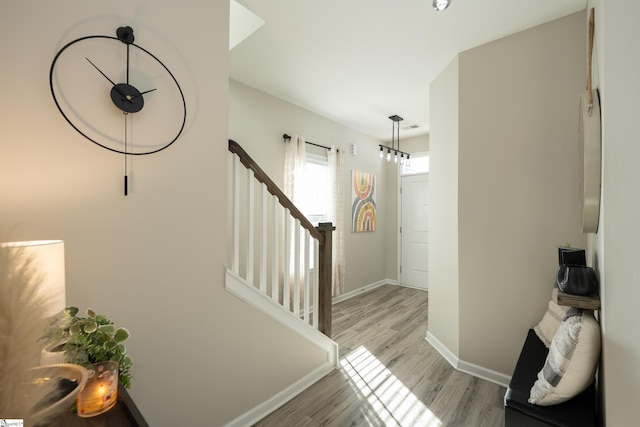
379, 115, 410, 167
433, 0, 451, 11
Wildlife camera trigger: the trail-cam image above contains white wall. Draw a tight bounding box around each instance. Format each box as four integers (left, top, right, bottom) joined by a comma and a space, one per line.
397, 134, 429, 154
458, 11, 587, 375
590, 0, 640, 424
428, 56, 461, 356
0, 2, 326, 425
428, 12, 587, 378
229, 79, 396, 293
429, 3, 640, 422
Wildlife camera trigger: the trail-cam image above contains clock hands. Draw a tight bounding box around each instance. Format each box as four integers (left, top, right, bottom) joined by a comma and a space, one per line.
86, 49, 154, 195
86, 26, 155, 118
132, 88, 157, 99
86, 57, 124, 95
86, 57, 156, 112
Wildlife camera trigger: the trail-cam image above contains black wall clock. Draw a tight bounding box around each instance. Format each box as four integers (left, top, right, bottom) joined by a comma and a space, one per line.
49, 26, 187, 195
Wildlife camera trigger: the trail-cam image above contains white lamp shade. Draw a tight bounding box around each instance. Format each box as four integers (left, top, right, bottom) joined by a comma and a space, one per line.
1, 240, 66, 318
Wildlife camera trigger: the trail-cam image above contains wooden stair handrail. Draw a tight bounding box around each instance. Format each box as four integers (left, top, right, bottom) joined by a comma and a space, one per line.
229, 139, 324, 245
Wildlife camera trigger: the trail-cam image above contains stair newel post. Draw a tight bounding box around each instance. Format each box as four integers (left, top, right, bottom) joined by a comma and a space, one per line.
316, 222, 335, 338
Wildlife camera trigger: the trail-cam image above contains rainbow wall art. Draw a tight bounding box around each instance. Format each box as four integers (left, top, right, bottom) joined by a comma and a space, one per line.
351, 170, 376, 232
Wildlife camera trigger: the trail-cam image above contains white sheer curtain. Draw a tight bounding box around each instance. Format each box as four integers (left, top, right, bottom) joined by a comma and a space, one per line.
284, 135, 345, 297
328, 147, 345, 296
284, 135, 306, 200
283, 135, 306, 310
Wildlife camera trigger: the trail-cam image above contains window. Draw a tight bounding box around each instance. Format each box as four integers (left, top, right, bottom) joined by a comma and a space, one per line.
402, 153, 429, 175
294, 153, 330, 226
292, 152, 330, 270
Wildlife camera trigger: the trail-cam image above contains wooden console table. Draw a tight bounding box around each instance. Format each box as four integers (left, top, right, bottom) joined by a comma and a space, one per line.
46, 384, 148, 427
556, 291, 600, 310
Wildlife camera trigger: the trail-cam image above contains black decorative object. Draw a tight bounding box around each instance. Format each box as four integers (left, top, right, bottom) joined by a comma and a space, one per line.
558, 247, 586, 267
556, 265, 599, 296
49, 26, 187, 195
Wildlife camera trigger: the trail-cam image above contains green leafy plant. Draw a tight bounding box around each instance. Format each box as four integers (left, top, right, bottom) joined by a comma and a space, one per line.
43, 307, 133, 389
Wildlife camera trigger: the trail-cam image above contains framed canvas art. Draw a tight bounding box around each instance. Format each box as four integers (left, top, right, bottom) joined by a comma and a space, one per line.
351, 170, 376, 232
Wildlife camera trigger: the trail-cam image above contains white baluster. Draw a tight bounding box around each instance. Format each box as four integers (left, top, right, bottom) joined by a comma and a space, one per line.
260, 183, 268, 294
293, 219, 301, 317
230, 149, 328, 333
272, 196, 279, 303
304, 230, 311, 324
313, 238, 320, 329
247, 170, 254, 285
232, 155, 240, 274
283, 210, 291, 311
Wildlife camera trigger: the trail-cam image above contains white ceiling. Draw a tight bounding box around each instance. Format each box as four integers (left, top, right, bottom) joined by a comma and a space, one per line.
230, 0, 587, 142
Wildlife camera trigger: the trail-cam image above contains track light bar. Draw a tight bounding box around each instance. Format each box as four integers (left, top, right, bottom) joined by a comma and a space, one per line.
379, 144, 410, 164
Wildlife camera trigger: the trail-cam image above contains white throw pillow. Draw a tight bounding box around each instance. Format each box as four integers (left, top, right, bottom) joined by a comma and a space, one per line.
534, 288, 570, 347
529, 308, 601, 406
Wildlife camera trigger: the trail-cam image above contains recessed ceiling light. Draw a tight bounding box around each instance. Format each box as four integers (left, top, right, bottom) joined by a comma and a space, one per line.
433, 0, 451, 11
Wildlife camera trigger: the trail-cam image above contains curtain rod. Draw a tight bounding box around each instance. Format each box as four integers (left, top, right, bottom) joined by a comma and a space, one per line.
282, 133, 331, 151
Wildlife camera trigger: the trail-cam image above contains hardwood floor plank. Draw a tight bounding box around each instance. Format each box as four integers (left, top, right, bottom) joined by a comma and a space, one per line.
253, 285, 505, 427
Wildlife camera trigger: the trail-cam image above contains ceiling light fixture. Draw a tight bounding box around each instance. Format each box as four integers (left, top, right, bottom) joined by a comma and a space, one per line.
433, 0, 451, 11
379, 115, 410, 167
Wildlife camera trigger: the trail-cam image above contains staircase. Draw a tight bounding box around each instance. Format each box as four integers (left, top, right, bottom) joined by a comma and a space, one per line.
225, 140, 338, 362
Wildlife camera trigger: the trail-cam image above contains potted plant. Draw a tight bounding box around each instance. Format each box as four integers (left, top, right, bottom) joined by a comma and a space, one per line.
42, 307, 133, 389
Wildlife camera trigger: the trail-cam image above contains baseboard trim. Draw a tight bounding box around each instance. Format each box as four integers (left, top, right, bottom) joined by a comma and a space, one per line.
222, 362, 335, 427
331, 279, 391, 304
224, 269, 340, 426
400, 283, 429, 291
425, 330, 458, 367
425, 331, 511, 388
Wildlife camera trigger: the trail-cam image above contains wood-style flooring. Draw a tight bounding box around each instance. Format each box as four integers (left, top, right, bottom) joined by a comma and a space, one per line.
253, 285, 506, 427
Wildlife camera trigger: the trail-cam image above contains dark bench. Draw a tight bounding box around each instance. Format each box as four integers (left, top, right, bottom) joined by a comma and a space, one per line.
504, 329, 597, 427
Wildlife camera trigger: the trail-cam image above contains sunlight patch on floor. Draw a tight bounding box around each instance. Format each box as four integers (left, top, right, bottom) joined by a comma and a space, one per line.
340, 346, 443, 427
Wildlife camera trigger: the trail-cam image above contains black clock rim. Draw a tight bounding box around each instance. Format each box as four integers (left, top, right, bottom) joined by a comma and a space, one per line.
49, 34, 187, 156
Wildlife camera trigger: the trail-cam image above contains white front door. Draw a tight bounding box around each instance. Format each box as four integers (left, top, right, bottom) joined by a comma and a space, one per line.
401, 173, 429, 289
